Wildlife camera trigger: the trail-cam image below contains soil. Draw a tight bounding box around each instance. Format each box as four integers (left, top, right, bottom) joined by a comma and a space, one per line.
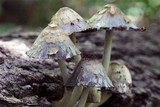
0, 24, 159, 107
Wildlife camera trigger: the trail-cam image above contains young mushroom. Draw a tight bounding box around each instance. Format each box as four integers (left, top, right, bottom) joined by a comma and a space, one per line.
26, 26, 81, 107
66, 58, 113, 107
49, 7, 90, 63
108, 61, 132, 93
88, 61, 132, 107
88, 4, 144, 73
26, 26, 80, 83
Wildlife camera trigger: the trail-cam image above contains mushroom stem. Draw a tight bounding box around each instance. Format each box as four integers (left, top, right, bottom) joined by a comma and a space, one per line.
56, 60, 71, 107
56, 88, 72, 107
92, 30, 112, 107
66, 35, 84, 107
102, 30, 112, 73
87, 92, 112, 107
78, 88, 89, 107
70, 35, 82, 64
89, 88, 101, 103
66, 86, 83, 107
85, 88, 101, 107
58, 60, 69, 84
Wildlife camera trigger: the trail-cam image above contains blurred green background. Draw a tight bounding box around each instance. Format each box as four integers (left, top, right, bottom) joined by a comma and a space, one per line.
0, 0, 159, 32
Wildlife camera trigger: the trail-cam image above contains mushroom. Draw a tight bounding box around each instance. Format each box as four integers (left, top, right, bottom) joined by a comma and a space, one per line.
26, 26, 81, 107
88, 4, 144, 73
49, 7, 90, 63
88, 4, 144, 106
66, 58, 113, 107
108, 61, 132, 93
26, 26, 80, 83
89, 61, 132, 107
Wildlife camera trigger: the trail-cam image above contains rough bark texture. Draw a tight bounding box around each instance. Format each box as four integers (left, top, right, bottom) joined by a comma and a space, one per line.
0, 24, 160, 107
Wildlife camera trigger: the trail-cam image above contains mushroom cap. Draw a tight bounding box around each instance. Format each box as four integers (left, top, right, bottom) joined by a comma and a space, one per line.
66, 59, 113, 89
48, 7, 90, 35
88, 4, 144, 31
26, 27, 81, 59
108, 61, 132, 93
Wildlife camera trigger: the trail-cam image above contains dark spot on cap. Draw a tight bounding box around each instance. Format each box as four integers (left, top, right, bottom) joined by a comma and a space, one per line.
77, 18, 80, 22
117, 71, 121, 73
71, 22, 74, 26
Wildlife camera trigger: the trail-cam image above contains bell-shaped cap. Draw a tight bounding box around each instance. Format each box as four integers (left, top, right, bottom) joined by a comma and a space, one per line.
108, 61, 132, 93
66, 59, 113, 89
26, 27, 81, 59
88, 4, 144, 31
48, 7, 90, 35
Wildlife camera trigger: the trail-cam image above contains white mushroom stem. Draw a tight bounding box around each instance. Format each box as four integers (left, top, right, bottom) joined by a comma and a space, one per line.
85, 88, 101, 107
56, 60, 71, 107
58, 60, 69, 84
102, 30, 112, 74
66, 35, 84, 107
87, 92, 112, 107
66, 86, 83, 107
57, 88, 72, 107
89, 88, 101, 103
78, 88, 89, 107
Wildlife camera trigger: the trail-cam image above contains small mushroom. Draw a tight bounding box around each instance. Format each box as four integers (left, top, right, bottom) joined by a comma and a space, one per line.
67, 59, 113, 88
88, 4, 144, 73
26, 26, 82, 107
49, 7, 90, 64
88, 61, 132, 107
108, 61, 132, 93
66, 58, 113, 107
26, 26, 81, 84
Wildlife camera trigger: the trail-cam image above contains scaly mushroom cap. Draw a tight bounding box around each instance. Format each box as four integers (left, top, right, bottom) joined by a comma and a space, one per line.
89, 4, 144, 31
48, 7, 90, 35
26, 27, 81, 59
108, 61, 132, 93
66, 59, 113, 89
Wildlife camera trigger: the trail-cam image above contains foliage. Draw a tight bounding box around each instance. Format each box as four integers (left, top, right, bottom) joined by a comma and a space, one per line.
29, 0, 65, 26
0, 0, 159, 28
0, 23, 17, 33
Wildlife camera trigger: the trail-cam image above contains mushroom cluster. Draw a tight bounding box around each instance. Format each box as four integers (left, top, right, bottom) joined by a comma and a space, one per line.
27, 4, 144, 107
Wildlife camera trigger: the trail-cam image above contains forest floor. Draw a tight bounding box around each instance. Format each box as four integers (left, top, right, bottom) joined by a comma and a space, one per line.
0, 24, 160, 107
